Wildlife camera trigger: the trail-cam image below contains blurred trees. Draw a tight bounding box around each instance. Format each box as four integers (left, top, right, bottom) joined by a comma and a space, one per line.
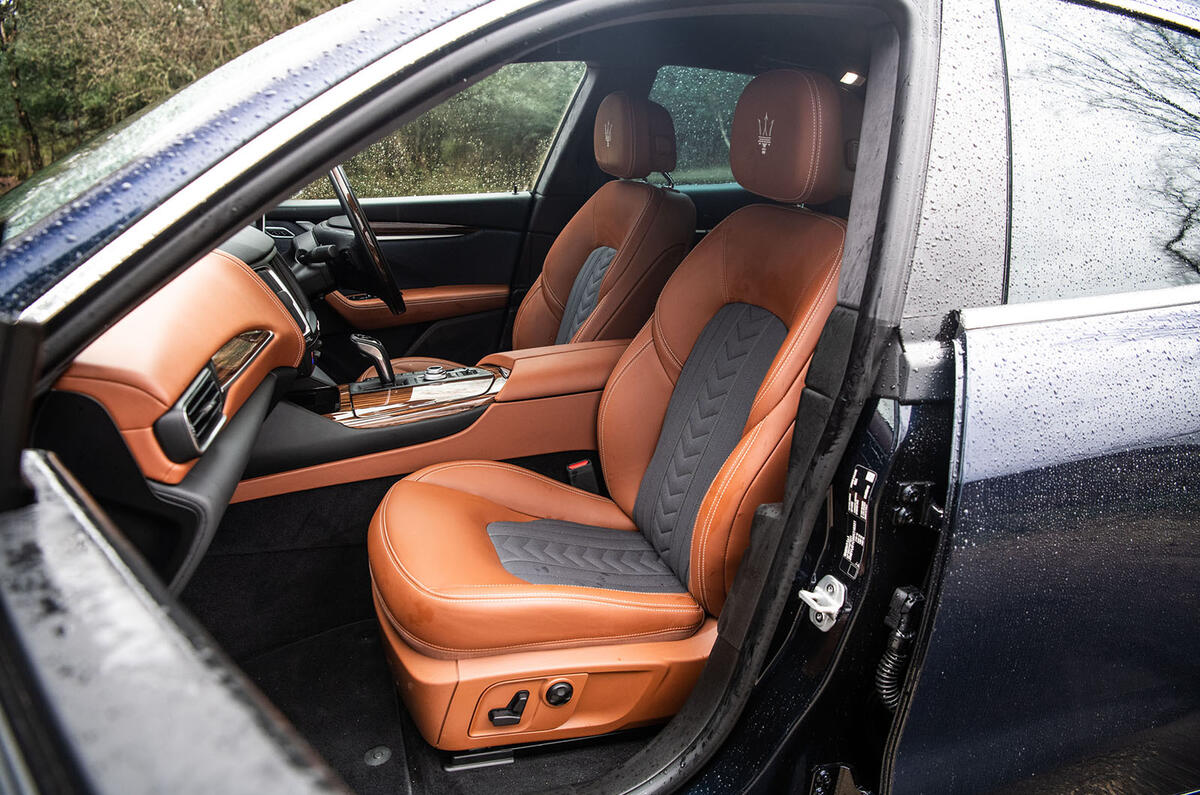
649, 66, 750, 185
0, 0, 346, 191
295, 62, 586, 199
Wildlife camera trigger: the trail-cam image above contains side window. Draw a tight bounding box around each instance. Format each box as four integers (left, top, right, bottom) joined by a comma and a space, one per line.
1001, 0, 1200, 303
294, 61, 585, 200
648, 66, 752, 185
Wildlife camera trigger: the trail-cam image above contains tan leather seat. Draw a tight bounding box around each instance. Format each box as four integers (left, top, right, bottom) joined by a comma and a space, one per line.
366, 92, 696, 378
368, 69, 859, 749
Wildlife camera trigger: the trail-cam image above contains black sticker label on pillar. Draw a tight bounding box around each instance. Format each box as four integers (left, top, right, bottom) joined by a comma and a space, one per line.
841, 465, 876, 580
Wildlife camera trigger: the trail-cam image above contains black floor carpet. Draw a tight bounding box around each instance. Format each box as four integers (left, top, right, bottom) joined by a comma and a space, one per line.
242, 620, 412, 795
404, 721, 652, 795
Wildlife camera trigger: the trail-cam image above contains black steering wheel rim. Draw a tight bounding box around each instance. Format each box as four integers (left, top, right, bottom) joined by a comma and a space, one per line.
327, 165, 406, 314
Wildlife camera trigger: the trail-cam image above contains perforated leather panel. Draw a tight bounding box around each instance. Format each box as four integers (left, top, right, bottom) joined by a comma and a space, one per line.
486, 519, 685, 593
633, 303, 786, 583
555, 245, 618, 344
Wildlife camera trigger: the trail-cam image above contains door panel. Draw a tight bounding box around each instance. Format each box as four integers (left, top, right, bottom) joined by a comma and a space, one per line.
325, 285, 509, 329
266, 193, 532, 379
891, 294, 1200, 793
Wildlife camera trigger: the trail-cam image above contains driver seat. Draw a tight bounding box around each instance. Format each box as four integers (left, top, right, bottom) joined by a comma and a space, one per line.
368, 69, 859, 750
364, 92, 696, 378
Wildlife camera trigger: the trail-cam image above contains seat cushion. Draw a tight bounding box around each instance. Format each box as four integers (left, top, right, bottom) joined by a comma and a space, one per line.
368, 461, 705, 660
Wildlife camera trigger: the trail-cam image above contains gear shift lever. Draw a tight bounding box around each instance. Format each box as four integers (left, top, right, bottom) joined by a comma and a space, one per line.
351, 333, 395, 386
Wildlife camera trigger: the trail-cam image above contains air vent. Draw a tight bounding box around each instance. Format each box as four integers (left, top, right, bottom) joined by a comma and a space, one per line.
154, 364, 228, 463
184, 367, 224, 446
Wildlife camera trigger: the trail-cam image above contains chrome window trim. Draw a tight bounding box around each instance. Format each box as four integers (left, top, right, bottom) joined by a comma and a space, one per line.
376, 233, 464, 242
961, 282, 1200, 330
18, 0, 540, 325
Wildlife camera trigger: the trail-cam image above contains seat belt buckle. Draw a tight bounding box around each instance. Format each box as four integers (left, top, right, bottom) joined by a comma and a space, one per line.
567, 458, 600, 494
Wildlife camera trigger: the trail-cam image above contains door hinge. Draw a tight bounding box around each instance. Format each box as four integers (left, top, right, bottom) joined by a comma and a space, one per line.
811, 763, 870, 795
893, 481, 944, 530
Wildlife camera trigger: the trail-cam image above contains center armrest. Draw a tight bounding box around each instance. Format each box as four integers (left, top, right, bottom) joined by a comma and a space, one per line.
479, 339, 630, 402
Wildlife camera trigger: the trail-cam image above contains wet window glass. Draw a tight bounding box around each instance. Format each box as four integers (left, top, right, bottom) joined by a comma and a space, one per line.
294, 62, 585, 200
648, 66, 752, 185
1001, 0, 1200, 303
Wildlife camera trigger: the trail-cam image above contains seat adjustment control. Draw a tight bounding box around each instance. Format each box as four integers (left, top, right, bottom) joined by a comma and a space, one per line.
488, 690, 529, 726
545, 681, 573, 706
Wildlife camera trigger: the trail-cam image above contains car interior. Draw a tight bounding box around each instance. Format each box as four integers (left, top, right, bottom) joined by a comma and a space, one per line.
29, 7, 883, 794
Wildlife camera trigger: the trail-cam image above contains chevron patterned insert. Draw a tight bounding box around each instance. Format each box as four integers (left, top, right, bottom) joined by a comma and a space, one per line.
634, 303, 787, 582
486, 519, 685, 593
555, 245, 618, 344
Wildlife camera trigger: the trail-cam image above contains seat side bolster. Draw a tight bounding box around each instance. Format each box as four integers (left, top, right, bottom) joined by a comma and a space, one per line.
512, 195, 600, 349
688, 373, 806, 614
571, 185, 696, 344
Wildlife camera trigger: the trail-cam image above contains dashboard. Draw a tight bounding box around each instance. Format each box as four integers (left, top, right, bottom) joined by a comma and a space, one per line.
35, 227, 314, 590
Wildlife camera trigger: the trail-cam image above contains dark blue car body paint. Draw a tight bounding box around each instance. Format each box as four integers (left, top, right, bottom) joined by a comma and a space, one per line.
892, 303, 1200, 792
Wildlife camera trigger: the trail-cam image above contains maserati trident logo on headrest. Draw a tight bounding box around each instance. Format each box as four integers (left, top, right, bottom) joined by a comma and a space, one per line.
757, 113, 775, 155
604, 120, 613, 148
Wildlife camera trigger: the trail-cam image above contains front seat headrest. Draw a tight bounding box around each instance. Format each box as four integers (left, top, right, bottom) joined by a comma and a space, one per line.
593, 91, 677, 179
730, 69, 856, 205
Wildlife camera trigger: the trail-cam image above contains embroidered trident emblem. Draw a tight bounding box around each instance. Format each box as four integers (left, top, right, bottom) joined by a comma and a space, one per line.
604, 120, 613, 148
757, 113, 774, 155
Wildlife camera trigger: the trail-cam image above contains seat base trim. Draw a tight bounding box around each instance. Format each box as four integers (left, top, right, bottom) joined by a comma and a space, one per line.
374, 590, 716, 752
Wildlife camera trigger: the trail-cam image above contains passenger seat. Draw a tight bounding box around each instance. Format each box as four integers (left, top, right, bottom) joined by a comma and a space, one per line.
366, 69, 861, 750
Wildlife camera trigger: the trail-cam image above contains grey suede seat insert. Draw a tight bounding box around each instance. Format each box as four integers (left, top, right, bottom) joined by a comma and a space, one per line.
555, 245, 618, 344
487, 302, 787, 594
486, 520, 685, 593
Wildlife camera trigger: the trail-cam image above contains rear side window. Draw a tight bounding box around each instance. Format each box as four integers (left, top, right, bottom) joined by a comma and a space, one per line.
648, 66, 752, 185
295, 61, 585, 199
1000, 0, 1200, 303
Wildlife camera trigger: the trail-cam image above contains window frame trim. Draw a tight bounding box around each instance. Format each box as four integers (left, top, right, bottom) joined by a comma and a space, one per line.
962, 280, 1200, 329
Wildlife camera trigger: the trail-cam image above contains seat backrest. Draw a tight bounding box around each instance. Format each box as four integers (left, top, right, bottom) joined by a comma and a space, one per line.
512, 92, 696, 349
598, 69, 861, 615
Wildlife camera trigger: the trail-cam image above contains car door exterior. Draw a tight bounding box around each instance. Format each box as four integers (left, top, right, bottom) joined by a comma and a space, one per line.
892, 0, 1200, 791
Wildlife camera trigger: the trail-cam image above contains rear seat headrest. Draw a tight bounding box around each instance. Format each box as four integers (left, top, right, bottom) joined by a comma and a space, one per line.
730, 69, 860, 205
594, 92, 677, 180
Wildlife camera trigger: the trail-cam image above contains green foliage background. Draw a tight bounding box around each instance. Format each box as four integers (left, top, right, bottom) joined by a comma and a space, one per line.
294, 62, 585, 200
0, 0, 348, 193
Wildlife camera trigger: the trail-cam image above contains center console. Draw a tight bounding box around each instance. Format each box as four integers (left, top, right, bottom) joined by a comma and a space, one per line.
329, 364, 507, 429
236, 339, 632, 501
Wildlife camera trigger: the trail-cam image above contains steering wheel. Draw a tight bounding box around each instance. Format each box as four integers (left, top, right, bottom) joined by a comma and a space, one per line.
327, 165, 406, 314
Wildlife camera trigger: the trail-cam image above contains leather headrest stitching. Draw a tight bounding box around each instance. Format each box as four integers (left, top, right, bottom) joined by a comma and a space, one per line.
730, 69, 856, 204
594, 92, 678, 180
